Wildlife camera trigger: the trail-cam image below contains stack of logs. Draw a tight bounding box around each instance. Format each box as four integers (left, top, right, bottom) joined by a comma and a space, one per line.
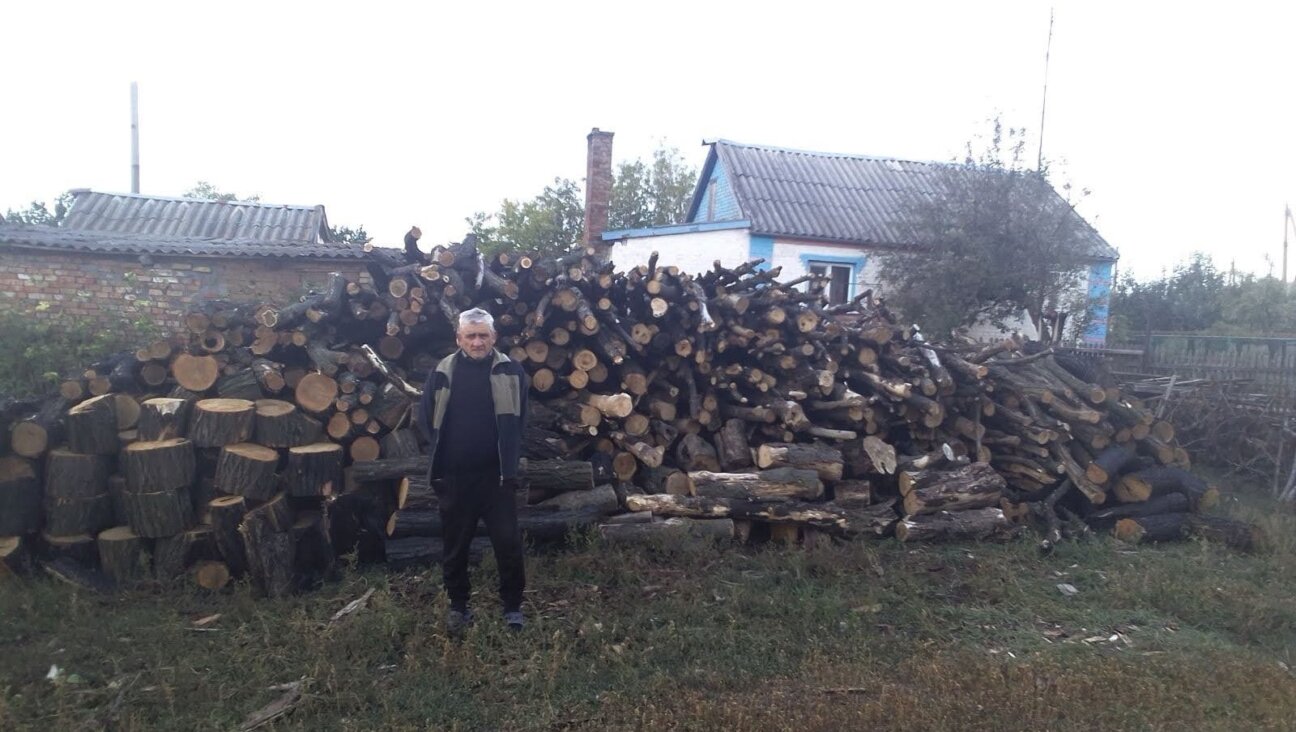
0, 231, 1264, 591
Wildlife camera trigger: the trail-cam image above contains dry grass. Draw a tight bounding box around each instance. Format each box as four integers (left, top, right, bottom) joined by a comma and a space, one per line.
1, 483, 1294, 730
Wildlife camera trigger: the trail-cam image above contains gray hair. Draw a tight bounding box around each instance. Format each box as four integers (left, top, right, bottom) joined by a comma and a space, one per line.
457, 307, 495, 333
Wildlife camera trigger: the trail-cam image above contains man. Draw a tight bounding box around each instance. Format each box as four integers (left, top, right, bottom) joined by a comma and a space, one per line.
417, 308, 529, 632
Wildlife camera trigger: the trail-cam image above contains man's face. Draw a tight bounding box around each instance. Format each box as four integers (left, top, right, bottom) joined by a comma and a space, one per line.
457, 321, 496, 360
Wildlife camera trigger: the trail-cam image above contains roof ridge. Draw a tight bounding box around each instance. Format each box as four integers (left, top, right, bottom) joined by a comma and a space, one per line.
73, 189, 322, 211
711, 139, 955, 168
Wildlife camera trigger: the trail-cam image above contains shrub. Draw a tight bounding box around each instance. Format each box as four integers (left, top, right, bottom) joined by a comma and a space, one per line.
0, 312, 161, 398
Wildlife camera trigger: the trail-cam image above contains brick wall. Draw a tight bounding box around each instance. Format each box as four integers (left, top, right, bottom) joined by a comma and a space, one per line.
0, 247, 370, 332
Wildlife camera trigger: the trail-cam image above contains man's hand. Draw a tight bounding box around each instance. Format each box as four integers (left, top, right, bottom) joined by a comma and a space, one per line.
502, 477, 524, 492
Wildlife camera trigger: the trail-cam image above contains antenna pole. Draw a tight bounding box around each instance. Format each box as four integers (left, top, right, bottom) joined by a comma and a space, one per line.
130, 82, 140, 194
1036, 8, 1055, 171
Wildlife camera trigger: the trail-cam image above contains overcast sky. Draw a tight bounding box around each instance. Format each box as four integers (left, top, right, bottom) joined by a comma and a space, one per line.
2, 1, 1293, 280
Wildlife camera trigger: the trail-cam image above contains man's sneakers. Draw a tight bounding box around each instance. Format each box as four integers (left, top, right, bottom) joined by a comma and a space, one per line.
448, 606, 524, 634
447, 606, 475, 636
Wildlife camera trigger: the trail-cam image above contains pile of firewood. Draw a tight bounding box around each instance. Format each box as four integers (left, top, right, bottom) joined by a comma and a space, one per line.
0, 231, 1265, 593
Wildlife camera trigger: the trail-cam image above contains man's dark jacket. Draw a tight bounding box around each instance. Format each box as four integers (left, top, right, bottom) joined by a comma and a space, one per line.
416, 349, 529, 480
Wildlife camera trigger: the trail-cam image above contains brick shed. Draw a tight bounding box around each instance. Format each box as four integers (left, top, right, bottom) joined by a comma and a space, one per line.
0, 190, 371, 332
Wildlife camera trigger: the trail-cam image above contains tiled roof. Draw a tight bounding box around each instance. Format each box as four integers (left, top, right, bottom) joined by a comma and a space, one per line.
0, 190, 366, 259
0, 223, 367, 259
692, 141, 1117, 260
64, 190, 330, 242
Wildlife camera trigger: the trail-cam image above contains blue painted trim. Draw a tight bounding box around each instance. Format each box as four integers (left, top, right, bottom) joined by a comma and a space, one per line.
749, 235, 775, 271
602, 219, 751, 241
1082, 261, 1114, 345
800, 252, 868, 298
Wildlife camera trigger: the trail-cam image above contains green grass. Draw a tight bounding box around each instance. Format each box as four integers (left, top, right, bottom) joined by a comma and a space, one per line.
2, 487, 1295, 731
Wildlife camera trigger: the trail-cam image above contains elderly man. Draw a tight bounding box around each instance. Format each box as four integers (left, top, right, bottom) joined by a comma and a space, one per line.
417, 308, 529, 632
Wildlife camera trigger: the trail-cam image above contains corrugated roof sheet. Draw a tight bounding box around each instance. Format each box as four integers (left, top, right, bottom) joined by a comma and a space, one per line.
700, 141, 1117, 260
0, 190, 365, 259
0, 224, 366, 260
63, 190, 331, 243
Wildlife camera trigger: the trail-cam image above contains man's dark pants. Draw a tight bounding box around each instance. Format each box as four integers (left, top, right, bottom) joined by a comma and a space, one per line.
436, 469, 526, 612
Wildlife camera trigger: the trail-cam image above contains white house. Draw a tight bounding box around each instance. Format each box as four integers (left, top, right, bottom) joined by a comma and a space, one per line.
602, 140, 1117, 344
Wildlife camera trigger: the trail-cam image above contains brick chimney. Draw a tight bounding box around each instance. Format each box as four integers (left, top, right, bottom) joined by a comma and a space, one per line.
583, 128, 614, 253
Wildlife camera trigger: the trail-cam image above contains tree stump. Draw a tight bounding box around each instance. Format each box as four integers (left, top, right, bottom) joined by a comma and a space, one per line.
215, 443, 280, 501
113, 394, 141, 430
137, 398, 191, 441
122, 485, 194, 538
122, 438, 196, 493
42, 532, 98, 566
254, 400, 323, 448
46, 449, 110, 499
240, 497, 296, 598
97, 526, 148, 584
0, 456, 42, 535
45, 492, 114, 535
154, 525, 219, 582
286, 443, 344, 497
208, 495, 249, 577
0, 535, 34, 576
66, 394, 119, 455
189, 399, 255, 448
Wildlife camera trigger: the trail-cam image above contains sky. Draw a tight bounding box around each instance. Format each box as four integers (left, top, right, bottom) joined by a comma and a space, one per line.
2, 1, 1293, 281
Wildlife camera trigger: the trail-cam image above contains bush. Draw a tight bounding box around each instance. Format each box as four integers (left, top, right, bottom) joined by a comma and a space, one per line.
0, 312, 162, 399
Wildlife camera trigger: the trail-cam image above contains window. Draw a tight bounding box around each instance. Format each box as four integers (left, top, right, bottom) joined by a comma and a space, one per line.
807, 261, 852, 305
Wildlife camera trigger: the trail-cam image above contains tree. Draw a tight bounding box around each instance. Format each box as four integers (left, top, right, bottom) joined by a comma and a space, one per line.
3, 191, 74, 226
876, 119, 1095, 338
183, 181, 260, 203
468, 144, 699, 257
468, 178, 586, 259
609, 145, 698, 230
327, 225, 371, 245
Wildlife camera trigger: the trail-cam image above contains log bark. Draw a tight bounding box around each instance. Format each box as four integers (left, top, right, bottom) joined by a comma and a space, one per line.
189, 399, 255, 447
896, 507, 1019, 543
598, 517, 734, 545
66, 394, 119, 455
286, 443, 344, 497
121, 484, 194, 538
1085, 492, 1189, 532
1114, 513, 1264, 552
351, 456, 429, 483
137, 397, 192, 441
899, 462, 1006, 517
675, 432, 721, 472
97, 526, 147, 585
0, 456, 41, 535
153, 525, 218, 581
524, 459, 595, 495
1118, 467, 1219, 512
209, 495, 249, 577
42, 531, 98, 566
625, 493, 846, 529
240, 496, 296, 597
714, 419, 753, 471
122, 438, 196, 493
44, 491, 114, 535
755, 443, 844, 482
45, 448, 110, 499
535, 483, 619, 514
686, 468, 823, 501
1085, 445, 1137, 486
215, 443, 281, 501
290, 510, 335, 587
254, 399, 323, 448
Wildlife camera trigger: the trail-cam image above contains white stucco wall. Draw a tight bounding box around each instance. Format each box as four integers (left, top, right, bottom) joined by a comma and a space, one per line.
608, 227, 751, 277
770, 238, 885, 296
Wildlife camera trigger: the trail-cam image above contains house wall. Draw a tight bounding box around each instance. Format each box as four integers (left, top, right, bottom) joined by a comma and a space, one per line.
0, 247, 370, 332
610, 227, 751, 277
690, 163, 742, 223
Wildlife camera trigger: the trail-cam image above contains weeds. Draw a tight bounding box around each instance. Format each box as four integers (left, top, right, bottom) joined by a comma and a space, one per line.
1, 487, 1294, 730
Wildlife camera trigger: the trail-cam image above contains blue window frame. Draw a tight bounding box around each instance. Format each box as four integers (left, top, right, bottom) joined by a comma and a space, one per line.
799, 252, 867, 304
